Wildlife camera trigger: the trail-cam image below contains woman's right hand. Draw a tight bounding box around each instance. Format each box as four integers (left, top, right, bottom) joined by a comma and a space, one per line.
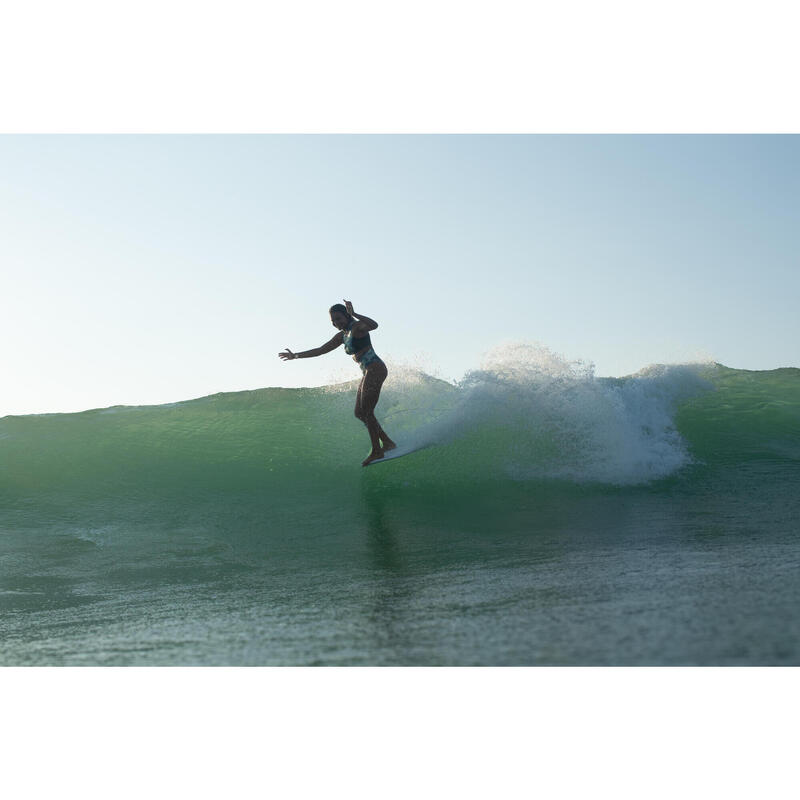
278, 349, 297, 361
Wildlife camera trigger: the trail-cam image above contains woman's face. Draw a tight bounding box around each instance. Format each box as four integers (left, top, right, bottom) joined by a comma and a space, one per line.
330, 311, 350, 330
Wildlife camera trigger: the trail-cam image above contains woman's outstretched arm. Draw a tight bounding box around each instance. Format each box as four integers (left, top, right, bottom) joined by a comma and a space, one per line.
279, 332, 344, 361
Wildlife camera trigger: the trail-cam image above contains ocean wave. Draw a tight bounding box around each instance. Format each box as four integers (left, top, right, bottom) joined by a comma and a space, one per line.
1, 348, 797, 503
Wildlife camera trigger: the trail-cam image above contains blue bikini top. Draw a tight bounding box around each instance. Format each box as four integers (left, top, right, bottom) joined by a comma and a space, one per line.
343, 322, 372, 355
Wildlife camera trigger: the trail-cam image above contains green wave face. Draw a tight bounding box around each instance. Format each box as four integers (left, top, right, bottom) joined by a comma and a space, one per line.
675, 365, 800, 465
1, 359, 798, 507
2, 352, 799, 666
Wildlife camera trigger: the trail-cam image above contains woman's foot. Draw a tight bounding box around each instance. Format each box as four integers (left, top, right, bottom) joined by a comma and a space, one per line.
381, 438, 397, 451
362, 448, 385, 466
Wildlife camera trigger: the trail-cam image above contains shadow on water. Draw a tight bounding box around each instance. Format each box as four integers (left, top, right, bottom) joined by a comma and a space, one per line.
357, 476, 421, 662
361, 479, 404, 574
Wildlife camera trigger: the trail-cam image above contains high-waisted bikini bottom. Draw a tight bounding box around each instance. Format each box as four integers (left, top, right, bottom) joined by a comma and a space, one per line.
356, 348, 383, 374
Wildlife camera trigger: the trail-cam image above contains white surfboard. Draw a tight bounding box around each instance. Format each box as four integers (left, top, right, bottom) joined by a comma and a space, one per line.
364, 443, 432, 466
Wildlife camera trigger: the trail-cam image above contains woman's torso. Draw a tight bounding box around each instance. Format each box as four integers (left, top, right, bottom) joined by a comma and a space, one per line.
343, 323, 372, 358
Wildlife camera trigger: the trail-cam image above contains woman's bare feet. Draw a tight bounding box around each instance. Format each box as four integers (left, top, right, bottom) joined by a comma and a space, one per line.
362, 448, 385, 466
381, 438, 397, 451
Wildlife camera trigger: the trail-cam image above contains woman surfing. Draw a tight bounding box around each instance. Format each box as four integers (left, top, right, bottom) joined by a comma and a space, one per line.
279, 300, 396, 466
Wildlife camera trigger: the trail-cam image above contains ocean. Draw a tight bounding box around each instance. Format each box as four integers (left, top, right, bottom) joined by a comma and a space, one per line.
2, 345, 799, 665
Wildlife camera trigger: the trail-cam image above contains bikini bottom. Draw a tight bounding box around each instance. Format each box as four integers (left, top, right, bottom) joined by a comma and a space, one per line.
356, 348, 383, 374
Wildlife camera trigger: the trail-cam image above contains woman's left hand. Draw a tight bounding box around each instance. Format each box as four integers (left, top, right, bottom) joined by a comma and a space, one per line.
343, 299, 355, 316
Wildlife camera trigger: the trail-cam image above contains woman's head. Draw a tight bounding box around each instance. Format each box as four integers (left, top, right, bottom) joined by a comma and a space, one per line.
329, 303, 352, 330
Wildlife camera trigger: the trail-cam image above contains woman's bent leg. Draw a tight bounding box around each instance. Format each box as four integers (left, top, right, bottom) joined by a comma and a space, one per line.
359, 362, 392, 465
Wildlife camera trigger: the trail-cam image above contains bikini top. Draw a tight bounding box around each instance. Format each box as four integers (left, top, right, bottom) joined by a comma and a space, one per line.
343, 322, 372, 355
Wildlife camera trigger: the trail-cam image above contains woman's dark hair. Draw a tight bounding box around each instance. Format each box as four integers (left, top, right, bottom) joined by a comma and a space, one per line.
329, 303, 351, 320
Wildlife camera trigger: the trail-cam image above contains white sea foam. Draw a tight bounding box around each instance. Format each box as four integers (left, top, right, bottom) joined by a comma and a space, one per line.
377, 343, 713, 485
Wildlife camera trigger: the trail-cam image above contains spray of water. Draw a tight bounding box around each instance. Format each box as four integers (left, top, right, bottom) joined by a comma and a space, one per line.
372, 343, 713, 485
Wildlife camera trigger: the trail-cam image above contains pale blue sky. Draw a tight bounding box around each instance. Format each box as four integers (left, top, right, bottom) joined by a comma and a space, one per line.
1, 135, 798, 416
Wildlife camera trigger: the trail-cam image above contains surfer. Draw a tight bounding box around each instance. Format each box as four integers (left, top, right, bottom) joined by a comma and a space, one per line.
279, 300, 396, 466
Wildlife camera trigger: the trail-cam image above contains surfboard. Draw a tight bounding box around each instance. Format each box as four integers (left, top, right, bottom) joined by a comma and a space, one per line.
364, 443, 431, 466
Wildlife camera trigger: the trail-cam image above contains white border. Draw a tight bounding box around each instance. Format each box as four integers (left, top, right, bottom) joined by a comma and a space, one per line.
1, 1, 798, 132
3, 667, 797, 798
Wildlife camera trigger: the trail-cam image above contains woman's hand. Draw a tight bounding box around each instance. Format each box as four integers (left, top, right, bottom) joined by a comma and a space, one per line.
344, 301, 379, 332
278, 349, 297, 361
